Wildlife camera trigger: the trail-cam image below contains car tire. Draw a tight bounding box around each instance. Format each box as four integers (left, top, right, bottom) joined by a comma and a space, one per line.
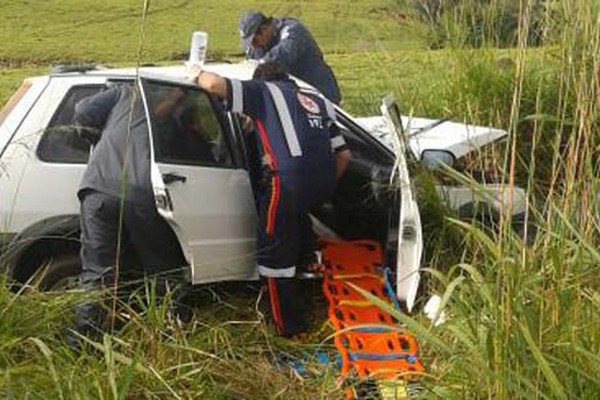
34, 253, 81, 291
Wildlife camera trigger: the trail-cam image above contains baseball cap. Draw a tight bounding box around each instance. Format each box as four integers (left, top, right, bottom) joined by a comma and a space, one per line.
238, 10, 267, 50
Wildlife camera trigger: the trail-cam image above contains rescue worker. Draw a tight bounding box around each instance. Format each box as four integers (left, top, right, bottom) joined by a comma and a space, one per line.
196, 62, 351, 337
238, 10, 342, 105
69, 83, 188, 345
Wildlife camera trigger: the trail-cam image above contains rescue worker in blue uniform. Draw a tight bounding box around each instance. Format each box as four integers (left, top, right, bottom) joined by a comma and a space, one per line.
238, 10, 342, 105
197, 62, 350, 337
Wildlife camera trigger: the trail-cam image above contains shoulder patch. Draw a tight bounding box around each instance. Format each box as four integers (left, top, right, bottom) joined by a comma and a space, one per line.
297, 92, 320, 114
281, 26, 291, 40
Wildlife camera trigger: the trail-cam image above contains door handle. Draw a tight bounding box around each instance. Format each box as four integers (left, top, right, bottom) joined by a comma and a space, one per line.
162, 172, 187, 184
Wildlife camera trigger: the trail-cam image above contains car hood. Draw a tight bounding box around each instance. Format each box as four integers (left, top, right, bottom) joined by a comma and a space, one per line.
355, 115, 507, 160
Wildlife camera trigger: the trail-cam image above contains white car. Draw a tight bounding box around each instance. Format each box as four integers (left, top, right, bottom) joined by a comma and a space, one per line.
0, 61, 525, 311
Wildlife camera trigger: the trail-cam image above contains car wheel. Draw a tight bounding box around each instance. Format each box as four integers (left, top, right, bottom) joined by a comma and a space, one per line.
33, 253, 81, 291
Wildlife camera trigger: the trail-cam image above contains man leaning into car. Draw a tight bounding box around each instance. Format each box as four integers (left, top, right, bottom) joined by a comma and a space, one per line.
238, 10, 342, 105
196, 61, 350, 338
68, 83, 189, 347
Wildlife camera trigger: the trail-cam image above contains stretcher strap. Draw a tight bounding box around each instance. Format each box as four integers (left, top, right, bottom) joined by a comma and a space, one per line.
348, 353, 419, 362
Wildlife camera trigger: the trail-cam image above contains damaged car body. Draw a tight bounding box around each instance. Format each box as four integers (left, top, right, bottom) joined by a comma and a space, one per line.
0, 62, 526, 310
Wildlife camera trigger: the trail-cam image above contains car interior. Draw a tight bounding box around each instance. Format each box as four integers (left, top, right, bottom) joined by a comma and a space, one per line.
239, 110, 399, 253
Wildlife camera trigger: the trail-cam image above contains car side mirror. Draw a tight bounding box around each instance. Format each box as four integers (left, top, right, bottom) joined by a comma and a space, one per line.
420, 150, 455, 171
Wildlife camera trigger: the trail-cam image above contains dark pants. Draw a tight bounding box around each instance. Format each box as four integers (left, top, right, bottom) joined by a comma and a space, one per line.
74, 190, 186, 335
255, 177, 321, 337
265, 277, 307, 337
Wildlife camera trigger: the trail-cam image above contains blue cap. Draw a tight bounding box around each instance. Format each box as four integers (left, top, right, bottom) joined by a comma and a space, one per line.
238, 10, 267, 50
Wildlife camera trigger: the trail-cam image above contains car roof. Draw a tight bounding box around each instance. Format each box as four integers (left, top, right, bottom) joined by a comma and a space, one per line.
80, 62, 256, 80
44, 60, 370, 138
38, 61, 394, 159
47, 61, 322, 95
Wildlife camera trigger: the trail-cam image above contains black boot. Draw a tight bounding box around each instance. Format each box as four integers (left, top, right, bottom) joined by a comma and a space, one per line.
66, 301, 105, 354
66, 272, 112, 354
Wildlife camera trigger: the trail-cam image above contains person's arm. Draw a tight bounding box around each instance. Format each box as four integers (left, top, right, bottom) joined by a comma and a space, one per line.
74, 86, 121, 144
260, 23, 308, 70
197, 71, 229, 99
323, 98, 351, 180
197, 71, 264, 119
246, 45, 266, 60
334, 148, 351, 180
330, 124, 351, 180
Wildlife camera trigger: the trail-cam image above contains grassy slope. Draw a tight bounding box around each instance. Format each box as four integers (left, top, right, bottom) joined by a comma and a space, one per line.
0, 0, 426, 64
0, 0, 430, 115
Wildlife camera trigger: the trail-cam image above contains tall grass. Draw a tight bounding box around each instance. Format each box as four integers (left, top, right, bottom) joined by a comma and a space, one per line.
391, 0, 600, 398
0, 279, 341, 398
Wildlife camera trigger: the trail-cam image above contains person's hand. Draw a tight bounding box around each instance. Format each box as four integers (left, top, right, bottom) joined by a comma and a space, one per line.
196, 71, 228, 98
194, 71, 204, 87
185, 61, 203, 81
241, 115, 254, 132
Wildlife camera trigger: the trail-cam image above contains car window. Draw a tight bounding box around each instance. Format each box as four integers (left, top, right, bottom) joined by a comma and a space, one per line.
142, 80, 234, 167
37, 85, 104, 163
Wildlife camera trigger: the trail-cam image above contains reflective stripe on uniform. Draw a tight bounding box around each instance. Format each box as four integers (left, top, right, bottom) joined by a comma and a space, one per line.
265, 82, 303, 157
324, 98, 336, 121
259, 265, 296, 278
230, 79, 244, 113
267, 278, 284, 334
331, 135, 346, 151
255, 119, 280, 235
266, 174, 281, 235
299, 87, 320, 96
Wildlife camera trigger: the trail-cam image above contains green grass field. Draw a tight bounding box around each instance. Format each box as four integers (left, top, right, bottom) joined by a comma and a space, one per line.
2, 0, 600, 398
0, 0, 426, 64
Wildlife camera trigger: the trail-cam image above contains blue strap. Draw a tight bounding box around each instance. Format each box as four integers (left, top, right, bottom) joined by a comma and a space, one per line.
315, 350, 331, 366
348, 352, 418, 363
350, 326, 394, 333
384, 267, 403, 312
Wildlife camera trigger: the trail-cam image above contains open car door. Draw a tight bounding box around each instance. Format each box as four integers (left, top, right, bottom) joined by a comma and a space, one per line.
380, 94, 423, 312
138, 75, 257, 284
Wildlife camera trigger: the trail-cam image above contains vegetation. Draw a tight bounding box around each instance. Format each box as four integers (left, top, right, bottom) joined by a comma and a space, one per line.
2, 0, 600, 398
393, 0, 554, 49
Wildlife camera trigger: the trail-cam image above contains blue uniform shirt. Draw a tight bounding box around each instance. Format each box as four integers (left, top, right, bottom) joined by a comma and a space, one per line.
245, 18, 341, 105
226, 77, 346, 206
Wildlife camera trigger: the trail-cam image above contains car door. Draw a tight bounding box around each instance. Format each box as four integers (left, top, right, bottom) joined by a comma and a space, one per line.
379, 94, 423, 312
138, 75, 258, 284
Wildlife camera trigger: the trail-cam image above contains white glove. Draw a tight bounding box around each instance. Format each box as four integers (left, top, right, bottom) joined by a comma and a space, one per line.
185, 61, 203, 81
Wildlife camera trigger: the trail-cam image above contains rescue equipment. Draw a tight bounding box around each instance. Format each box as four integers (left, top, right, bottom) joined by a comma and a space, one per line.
319, 239, 425, 398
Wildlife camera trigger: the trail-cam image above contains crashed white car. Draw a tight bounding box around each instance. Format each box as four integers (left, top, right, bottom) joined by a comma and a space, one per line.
0, 62, 525, 310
